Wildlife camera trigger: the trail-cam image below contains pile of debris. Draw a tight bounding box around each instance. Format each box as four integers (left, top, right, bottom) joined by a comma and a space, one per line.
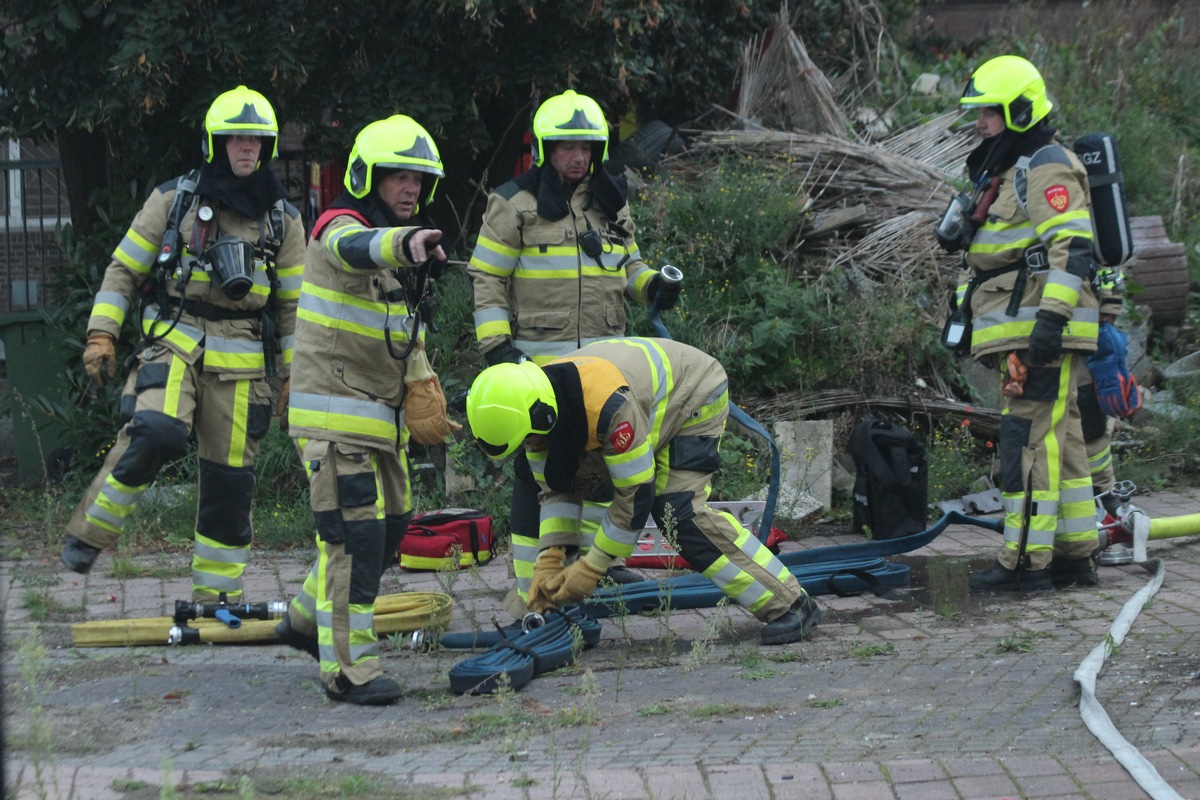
668, 6, 975, 299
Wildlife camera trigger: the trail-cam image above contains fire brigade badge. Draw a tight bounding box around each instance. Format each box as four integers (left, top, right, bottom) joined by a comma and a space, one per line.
609, 421, 634, 453
1044, 185, 1070, 212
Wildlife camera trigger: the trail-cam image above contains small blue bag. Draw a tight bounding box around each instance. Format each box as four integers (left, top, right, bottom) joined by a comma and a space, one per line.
1087, 323, 1141, 418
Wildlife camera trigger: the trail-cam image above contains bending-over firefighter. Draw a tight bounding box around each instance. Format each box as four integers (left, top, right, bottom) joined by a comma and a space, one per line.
466, 338, 823, 645
60, 86, 305, 602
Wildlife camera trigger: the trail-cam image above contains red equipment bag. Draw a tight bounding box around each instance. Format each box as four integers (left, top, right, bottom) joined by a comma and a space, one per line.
399, 508, 495, 571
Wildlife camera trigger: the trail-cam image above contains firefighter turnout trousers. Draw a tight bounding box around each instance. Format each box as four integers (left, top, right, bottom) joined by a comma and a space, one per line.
66, 345, 272, 600
282, 439, 412, 691
997, 353, 1099, 570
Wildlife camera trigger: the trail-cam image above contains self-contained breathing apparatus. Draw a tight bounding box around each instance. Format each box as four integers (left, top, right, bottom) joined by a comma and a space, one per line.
137, 176, 286, 376
936, 133, 1133, 354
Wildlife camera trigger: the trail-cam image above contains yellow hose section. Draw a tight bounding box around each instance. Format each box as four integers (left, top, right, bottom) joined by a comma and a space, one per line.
70, 591, 452, 648
1148, 513, 1200, 540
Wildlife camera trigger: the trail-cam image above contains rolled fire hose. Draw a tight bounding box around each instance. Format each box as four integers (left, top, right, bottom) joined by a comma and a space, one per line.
445, 607, 602, 695
70, 591, 453, 647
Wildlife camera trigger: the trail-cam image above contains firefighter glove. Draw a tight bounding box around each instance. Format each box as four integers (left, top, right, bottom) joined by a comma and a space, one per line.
649, 274, 681, 311
543, 547, 613, 607
484, 342, 527, 367
527, 546, 567, 614
275, 377, 291, 432
405, 347, 461, 445
82, 333, 117, 388
1027, 310, 1067, 366
405, 374, 462, 445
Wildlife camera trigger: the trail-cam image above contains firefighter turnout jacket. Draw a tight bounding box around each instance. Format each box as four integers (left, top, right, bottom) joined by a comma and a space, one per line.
468, 173, 658, 364
960, 142, 1100, 357
287, 212, 432, 449
525, 337, 802, 622
88, 175, 304, 377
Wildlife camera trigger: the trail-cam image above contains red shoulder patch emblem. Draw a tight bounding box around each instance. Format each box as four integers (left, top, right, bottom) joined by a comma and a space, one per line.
1044, 184, 1070, 212
609, 421, 635, 453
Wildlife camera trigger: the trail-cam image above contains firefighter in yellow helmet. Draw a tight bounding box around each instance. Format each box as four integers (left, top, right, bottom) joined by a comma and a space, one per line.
274, 114, 459, 705
468, 89, 682, 612
466, 338, 823, 645
937, 56, 1100, 591
61, 85, 306, 602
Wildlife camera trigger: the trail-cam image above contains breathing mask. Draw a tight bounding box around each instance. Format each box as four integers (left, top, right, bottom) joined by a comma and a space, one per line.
203, 236, 257, 301
934, 192, 975, 253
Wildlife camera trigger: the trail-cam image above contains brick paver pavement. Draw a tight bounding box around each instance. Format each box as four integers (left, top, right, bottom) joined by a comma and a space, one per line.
4, 489, 1200, 799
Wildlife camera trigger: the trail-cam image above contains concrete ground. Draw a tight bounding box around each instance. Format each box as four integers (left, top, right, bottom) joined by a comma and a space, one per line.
3, 489, 1200, 799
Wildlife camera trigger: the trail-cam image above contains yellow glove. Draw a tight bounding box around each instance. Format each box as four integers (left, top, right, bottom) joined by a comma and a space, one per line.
82, 333, 117, 388
527, 546, 567, 614
404, 347, 462, 445
275, 377, 291, 432
543, 548, 613, 607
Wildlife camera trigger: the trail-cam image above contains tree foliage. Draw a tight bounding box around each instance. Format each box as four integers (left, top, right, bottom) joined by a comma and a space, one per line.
1, 0, 784, 238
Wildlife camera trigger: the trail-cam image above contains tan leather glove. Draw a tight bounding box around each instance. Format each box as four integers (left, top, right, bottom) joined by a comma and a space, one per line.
275, 377, 291, 432
543, 548, 613, 607
404, 347, 462, 445
82, 333, 117, 388
527, 546, 567, 614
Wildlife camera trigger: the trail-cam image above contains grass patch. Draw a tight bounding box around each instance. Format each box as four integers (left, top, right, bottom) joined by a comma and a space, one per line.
850, 641, 896, 658
994, 630, 1048, 654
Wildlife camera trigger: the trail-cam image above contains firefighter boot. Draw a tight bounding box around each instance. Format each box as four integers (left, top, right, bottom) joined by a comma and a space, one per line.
761, 593, 825, 645
276, 615, 319, 660
968, 561, 1052, 592
1050, 556, 1099, 588
604, 563, 646, 585
325, 674, 402, 706
60, 536, 102, 575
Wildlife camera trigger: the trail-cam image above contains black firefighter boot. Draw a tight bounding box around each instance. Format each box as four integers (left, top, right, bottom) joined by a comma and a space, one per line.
761, 593, 825, 645
60, 536, 102, 574
1050, 555, 1100, 588
968, 560, 1052, 592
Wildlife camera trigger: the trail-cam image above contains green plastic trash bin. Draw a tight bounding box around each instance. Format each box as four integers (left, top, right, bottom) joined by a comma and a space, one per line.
0, 311, 68, 484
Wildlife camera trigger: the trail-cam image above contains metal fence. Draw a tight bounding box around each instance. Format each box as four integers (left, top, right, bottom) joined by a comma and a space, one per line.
1, 139, 69, 313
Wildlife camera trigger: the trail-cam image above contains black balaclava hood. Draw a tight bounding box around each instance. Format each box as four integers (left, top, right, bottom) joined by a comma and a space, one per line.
966, 119, 1057, 184
195, 138, 288, 219
539, 362, 588, 493
512, 158, 627, 222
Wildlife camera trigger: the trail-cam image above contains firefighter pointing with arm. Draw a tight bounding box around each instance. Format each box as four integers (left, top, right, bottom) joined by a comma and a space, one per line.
274, 115, 459, 705
468, 89, 682, 614
938, 56, 1101, 592
466, 338, 822, 645
62, 86, 305, 602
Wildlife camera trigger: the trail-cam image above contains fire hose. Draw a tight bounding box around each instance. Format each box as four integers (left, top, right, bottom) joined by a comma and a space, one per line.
70, 591, 453, 647
583, 510, 1001, 616
436, 607, 603, 695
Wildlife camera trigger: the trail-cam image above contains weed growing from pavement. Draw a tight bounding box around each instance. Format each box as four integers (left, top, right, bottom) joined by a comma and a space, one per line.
12, 627, 62, 798
651, 504, 681, 662
850, 641, 897, 658
995, 630, 1049, 654
21, 587, 82, 621
637, 703, 672, 717
810, 697, 845, 708
684, 597, 734, 672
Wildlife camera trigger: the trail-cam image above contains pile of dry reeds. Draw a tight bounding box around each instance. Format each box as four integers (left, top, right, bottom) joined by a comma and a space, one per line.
669, 10, 978, 297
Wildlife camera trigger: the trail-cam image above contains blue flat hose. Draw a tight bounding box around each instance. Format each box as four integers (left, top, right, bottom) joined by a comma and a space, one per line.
582, 511, 1001, 618
447, 607, 602, 695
